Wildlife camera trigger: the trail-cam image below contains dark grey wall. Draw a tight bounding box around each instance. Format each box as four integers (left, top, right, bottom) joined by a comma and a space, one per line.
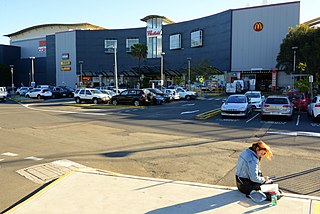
46, 35, 56, 85
163, 10, 232, 72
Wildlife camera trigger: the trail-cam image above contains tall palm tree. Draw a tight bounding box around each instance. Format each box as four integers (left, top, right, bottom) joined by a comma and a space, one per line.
131, 43, 148, 87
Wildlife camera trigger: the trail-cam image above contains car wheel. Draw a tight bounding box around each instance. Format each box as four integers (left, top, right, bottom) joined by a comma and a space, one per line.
26, 95, 30, 98
52, 94, 56, 99
133, 100, 140, 106
75, 97, 81, 104
92, 98, 98, 104
185, 95, 191, 100
261, 115, 266, 121
68, 93, 73, 98
37, 95, 41, 99
112, 99, 118, 105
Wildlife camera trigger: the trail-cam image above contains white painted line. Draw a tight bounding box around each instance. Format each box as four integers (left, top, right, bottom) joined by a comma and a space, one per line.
180, 110, 200, 115
181, 103, 195, 106
215, 98, 221, 101
1, 152, 18, 157
0, 159, 4, 161
246, 113, 260, 123
311, 123, 320, 127
260, 121, 286, 125
296, 115, 300, 126
79, 109, 104, 111
267, 131, 320, 138
24, 156, 44, 161
22, 104, 106, 116
216, 118, 240, 122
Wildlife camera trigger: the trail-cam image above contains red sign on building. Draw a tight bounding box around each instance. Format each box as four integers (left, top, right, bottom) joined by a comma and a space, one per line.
253, 22, 263, 32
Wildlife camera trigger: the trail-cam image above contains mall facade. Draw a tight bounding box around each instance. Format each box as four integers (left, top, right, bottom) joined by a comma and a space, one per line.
0, 1, 300, 90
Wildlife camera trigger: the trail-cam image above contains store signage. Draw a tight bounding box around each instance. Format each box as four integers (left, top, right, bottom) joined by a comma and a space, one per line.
147, 29, 162, 36
253, 22, 263, 32
38, 40, 46, 53
60, 67, 71, 71
272, 70, 277, 91
60, 61, 71, 66
62, 53, 69, 60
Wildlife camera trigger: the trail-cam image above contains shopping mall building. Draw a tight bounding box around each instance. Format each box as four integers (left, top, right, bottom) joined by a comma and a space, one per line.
0, 1, 300, 90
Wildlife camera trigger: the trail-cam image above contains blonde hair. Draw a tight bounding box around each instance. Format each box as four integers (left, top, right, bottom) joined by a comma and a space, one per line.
252, 140, 272, 160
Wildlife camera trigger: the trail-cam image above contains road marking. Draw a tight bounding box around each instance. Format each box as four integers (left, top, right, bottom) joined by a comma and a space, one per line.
260, 121, 286, 125
267, 131, 320, 138
0, 159, 4, 161
216, 118, 240, 122
296, 115, 300, 126
24, 156, 44, 161
1, 152, 18, 156
22, 103, 106, 116
311, 123, 320, 127
181, 110, 199, 115
246, 113, 260, 123
181, 103, 195, 106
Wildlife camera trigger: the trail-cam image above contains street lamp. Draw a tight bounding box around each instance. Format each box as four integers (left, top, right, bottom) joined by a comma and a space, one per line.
187, 58, 191, 90
292, 46, 298, 89
79, 61, 83, 86
114, 46, 119, 95
10, 65, 14, 94
160, 52, 165, 89
29, 57, 35, 87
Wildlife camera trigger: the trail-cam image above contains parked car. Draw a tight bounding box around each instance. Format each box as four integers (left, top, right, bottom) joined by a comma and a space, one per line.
221, 94, 252, 118
110, 89, 153, 106
146, 88, 170, 103
307, 95, 320, 121
244, 91, 265, 109
74, 88, 110, 104
16, 87, 32, 96
163, 89, 180, 101
0, 87, 7, 102
100, 89, 116, 99
177, 88, 198, 100
287, 92, 310, 111
25, 88, 52, 99
51, 86, 74, 98
261, 95, 293, 120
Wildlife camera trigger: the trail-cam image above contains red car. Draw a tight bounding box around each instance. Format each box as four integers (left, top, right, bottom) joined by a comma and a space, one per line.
288, 92, 310, 111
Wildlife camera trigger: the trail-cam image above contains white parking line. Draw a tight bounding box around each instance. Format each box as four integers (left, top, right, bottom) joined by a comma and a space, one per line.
246, 113, 260, 123
24, 156, 44, 161
180, 110, 199, 115
22, 103, 106, 116
1, 152, 18, 156
296, 115, 300, 126
267, 131, 320, 138
181, 103, 195, 106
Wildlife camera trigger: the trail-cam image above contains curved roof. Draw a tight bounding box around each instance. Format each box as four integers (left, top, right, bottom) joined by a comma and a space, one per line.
5, 23, 106, 37
303, 17, 320, 27
140, 15, 175, 24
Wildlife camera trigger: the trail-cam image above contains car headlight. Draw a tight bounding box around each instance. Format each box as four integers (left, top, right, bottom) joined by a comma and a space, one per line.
239, 107, 246, 111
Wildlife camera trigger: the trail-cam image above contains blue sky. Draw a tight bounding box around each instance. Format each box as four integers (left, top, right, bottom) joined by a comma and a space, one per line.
0, 0, 317, 45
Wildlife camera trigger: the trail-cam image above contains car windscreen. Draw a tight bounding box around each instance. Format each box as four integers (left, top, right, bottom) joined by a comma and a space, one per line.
91, 90, 102, 94
265, 98, 289, 104
245, 93, 260, 98
226, 96, 246, 103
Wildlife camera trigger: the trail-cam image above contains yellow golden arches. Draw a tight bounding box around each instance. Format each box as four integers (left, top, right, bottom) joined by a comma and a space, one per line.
253, 22, 264, 32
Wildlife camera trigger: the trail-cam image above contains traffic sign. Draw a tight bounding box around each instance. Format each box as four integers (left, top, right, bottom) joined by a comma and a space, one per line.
199, 78, 204, 83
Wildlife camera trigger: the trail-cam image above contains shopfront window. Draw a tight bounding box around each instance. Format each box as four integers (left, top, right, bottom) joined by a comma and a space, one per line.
191, 30, 203, 47
170, 34, 181, 50
104, 39, 117, 53
126, 38, 139, 52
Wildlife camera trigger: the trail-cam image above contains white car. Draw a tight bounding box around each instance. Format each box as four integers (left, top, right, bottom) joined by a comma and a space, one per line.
0, 87, 7, 102
16, 87, 32, 96
74, 88, 110, 104
245, 91, 265, 109
221, 94, 252, 118
163, 89, 180, 101
307, 95, 320, 120
25, 88, 52, 99
176, 88, 198, 100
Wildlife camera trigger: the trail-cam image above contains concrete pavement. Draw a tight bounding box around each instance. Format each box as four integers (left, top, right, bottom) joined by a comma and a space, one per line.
5, 168, 320, 214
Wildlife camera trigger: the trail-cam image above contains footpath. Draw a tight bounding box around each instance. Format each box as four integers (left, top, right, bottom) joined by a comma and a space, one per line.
4, 168, 320, 214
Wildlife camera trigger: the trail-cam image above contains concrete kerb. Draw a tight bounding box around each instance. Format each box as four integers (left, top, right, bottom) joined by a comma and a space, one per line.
195, 108, 221, 120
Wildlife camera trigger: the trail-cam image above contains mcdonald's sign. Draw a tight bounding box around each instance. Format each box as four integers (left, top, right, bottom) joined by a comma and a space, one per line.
253, 22, 263, 32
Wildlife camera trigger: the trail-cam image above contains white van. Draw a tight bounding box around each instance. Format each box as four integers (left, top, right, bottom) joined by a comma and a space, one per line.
0, 87, 8, 102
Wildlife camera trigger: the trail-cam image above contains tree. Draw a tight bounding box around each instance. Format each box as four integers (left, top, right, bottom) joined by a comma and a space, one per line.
276, 24, 320, 79
130, 43, 148, 87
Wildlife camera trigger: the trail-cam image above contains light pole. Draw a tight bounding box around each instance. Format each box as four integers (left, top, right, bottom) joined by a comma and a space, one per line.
160, 52, 165, 89
10, 65, 14, 94
292, 46, 298, 89
114, 46, 119, 95
29, 57, 35, 87
79, 61, 83, 86
187, 58, 191, 90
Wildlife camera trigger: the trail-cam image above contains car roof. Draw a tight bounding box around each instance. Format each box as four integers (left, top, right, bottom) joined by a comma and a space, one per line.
266, 95, 289, 98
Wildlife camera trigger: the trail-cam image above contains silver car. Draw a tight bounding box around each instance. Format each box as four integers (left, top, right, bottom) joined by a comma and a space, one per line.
261, 95, 293, 120
221, 94, 252, 118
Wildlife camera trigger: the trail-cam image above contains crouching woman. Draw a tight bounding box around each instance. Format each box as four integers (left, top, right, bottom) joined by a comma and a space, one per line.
235, 141, 273, 195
